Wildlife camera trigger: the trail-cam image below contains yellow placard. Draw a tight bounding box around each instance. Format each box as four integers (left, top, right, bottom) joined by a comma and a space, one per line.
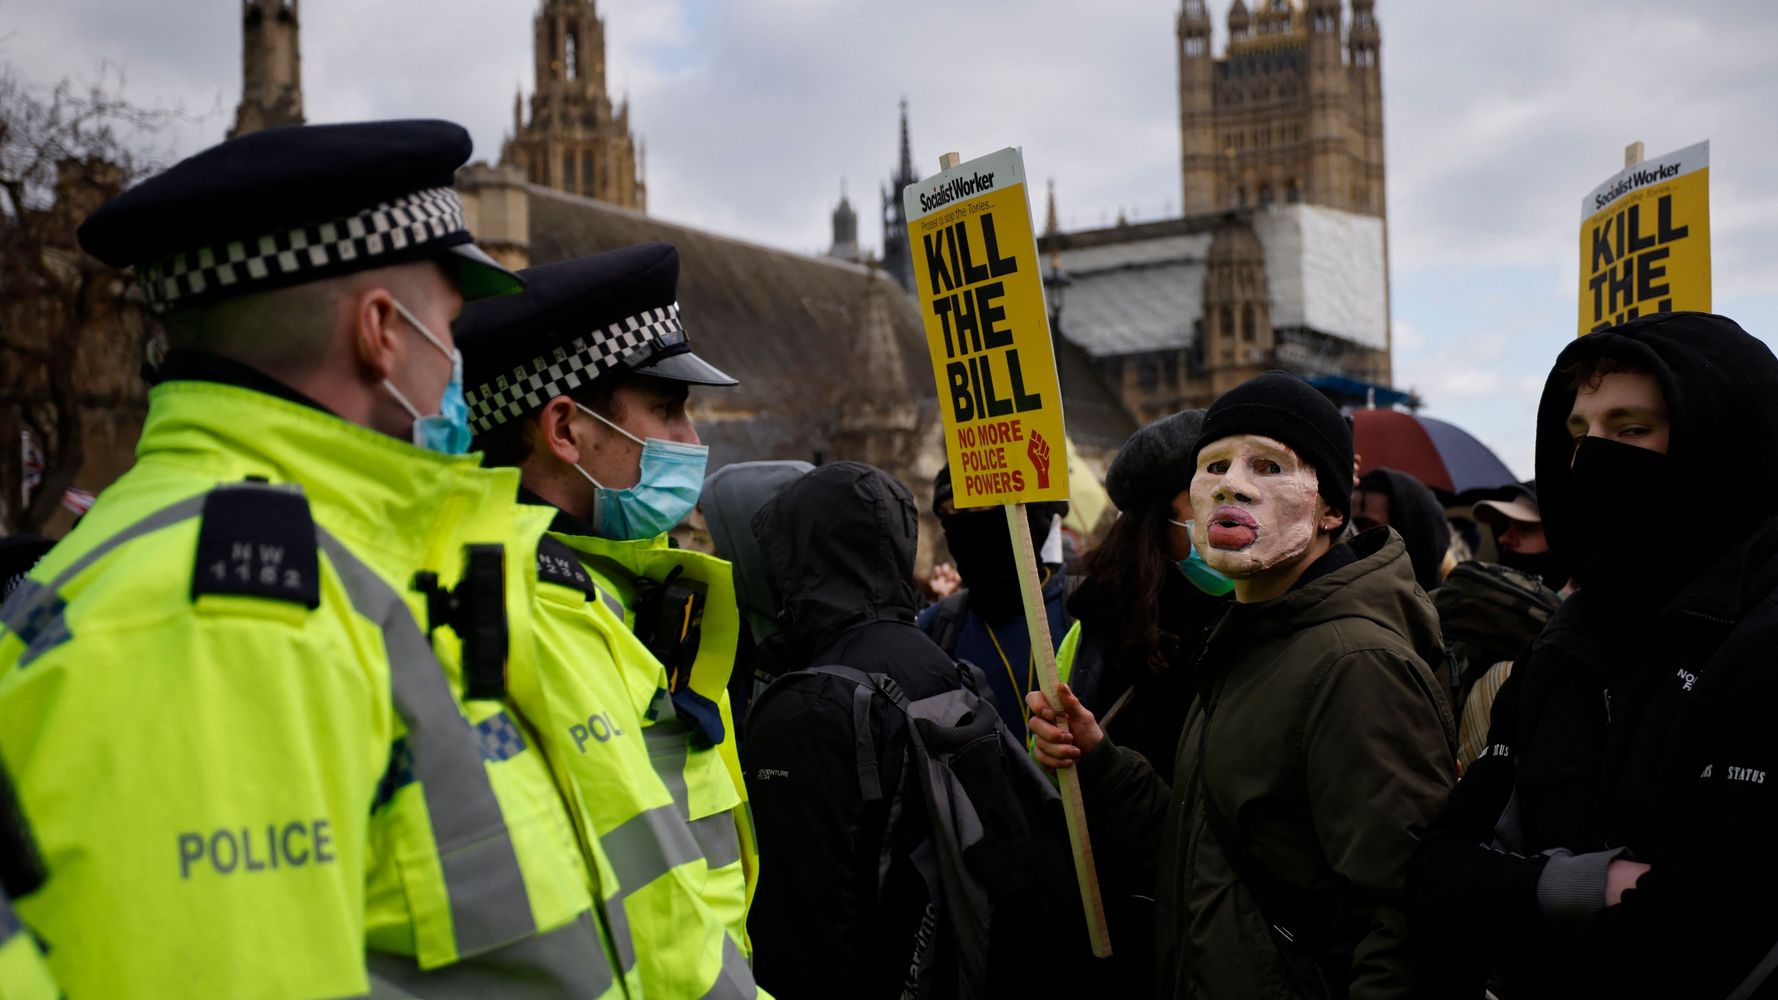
1578, 141, 1711, 336
904, 148, 1068, 508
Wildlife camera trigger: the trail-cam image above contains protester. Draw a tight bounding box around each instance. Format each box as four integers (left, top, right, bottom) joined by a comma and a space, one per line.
918, 466, 1070, 730
0, 121, 630, 996
1030, 370, 1456, 999
1408, 312, 1778, 998
703, 458, 814, 734
1057, 408, 1229, 783
745, 462, 1080, 999
1353, 466, 1454, 592
1050, 408, 1233, 998
1472, 481, 1566, 591
457, 244, 761, 995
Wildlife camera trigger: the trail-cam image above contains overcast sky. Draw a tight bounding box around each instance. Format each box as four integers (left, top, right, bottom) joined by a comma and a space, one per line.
7, 0, 1777, 477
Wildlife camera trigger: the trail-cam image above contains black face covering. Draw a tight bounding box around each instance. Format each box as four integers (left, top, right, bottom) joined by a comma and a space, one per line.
1568, 436, 1672, 609
943, 506, 1056, 624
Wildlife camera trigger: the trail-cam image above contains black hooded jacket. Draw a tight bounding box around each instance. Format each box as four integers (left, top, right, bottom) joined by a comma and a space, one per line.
1407, 313, 1778, 998
742, 463, 966, 999
1358, 467, 1452, 593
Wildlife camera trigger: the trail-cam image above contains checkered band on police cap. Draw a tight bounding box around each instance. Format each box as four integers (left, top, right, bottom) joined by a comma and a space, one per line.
465, 302, 685, 432
136, 186, 467, 313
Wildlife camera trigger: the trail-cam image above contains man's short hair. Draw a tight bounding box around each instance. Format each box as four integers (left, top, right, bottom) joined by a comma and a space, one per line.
475, 371, 621, 468
1559, 349, 1652, 394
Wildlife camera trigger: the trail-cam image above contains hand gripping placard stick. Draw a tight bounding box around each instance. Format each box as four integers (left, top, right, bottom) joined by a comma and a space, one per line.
935, 150, 1112, 958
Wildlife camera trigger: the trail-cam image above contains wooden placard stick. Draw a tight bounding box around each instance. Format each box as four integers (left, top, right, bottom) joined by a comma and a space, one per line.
934, 147, 1111, 957
1003, 501, 1112, 958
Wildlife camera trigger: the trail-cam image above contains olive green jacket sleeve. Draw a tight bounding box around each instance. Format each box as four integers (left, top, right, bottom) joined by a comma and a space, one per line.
1302, 647, 1456, 1000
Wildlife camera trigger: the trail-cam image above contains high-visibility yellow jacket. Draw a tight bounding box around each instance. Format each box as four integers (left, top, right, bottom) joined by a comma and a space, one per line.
0, 888, 55, 1000
0, 381, 634, 999
524, 530, 764, 997
557, 532, 760, 958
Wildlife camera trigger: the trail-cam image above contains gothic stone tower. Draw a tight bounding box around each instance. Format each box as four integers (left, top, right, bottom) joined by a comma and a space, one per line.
881, 100, 918, 295
1177, 0, 1384, 218
228, 0, 303, 138
501, 0, 646, 211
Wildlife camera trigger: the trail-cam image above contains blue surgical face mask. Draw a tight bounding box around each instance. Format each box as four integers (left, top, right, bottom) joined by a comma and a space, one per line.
572, 401, 709, 540
382, 299, 472, 455
1170, 518, 1235, 596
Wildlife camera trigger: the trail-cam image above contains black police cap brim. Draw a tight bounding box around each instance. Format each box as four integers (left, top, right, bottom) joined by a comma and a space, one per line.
630, 346, 737, 386
442, 243, 524, 302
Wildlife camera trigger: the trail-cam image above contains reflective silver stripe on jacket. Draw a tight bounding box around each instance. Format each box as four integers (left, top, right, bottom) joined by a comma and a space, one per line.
688, 812, 743, 871
0, 494, 211, 664
601, 804, 703, 898
316, 530, 541, 957
365, 911, 614, 999
698, 934, 755, 1000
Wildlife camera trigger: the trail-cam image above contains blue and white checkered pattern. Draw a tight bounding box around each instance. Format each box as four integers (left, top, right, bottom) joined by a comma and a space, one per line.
465, 304, 684, 433
138, 186, 468, 313
373, 709, 530, 810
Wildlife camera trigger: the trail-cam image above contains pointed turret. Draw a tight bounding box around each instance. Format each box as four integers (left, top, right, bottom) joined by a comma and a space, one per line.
229, 0, 304, 138
829, 178, 861, 263
1228, 0, 1251, 42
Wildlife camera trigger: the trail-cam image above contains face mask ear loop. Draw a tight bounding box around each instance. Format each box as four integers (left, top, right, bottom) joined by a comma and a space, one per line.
572, 462, 607, 491
382, 378, 423, 421
390, 299, 452, 359
575, 401, 646, 448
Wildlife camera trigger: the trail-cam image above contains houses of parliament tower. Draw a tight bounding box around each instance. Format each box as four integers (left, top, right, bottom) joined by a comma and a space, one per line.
1177, 0, 1382, 218
501, 0, 647, 211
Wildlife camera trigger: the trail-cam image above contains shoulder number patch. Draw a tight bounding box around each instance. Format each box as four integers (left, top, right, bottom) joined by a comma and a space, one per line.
191, 483, 320, 608
536, 536, 597, 599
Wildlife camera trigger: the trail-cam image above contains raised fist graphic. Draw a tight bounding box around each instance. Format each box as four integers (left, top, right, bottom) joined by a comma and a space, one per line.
1029, 430, 1052, 490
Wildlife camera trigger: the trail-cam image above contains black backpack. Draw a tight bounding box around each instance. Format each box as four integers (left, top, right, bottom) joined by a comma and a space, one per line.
751, 659, 1079, 999
1433, 561, 1562, 710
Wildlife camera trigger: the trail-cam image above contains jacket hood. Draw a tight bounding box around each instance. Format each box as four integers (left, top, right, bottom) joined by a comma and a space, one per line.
1535, 312, 1778, 576
702, 460, 813, 642
1358, 467, 1452, 592
1229, 529, 1444, 668
751, 461, 920, 653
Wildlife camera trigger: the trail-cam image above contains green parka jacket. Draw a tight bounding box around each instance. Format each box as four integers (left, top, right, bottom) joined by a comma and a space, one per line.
1077, 529, 1456, 999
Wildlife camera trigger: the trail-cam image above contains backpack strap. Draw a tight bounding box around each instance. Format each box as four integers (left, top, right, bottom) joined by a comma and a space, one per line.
801, 665, 918, 805
923, 591, 970, 656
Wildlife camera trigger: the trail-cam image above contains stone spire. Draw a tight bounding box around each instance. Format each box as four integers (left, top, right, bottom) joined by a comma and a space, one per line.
229, 0, 304, 138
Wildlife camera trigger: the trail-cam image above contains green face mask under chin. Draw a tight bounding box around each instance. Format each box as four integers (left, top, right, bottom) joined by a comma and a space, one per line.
1169, 518, 1236, 596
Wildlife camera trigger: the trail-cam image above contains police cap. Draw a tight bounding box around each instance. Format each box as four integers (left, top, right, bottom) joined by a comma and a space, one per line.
77, 119, 521, 313
455, 243, 736, 435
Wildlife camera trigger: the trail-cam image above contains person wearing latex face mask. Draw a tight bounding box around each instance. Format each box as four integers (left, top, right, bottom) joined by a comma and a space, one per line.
917, 466, 1070, 732
457, 245, 770, 997
1410, 312, 1778, 1000
1034, 409, 1233, 998
1028, 371, 1456, 999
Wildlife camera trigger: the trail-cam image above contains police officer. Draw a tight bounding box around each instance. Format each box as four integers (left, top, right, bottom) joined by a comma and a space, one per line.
0, 121, 635, 997
457, 245, 762, 990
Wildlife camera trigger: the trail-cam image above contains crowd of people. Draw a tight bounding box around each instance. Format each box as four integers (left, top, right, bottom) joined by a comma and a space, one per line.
1, 116, 1776, 1000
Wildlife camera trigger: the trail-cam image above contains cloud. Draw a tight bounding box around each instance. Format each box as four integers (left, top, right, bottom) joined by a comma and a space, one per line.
7, 0, 1776, 453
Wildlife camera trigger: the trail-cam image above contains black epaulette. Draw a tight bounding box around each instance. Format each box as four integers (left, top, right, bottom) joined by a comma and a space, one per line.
190, 480, 321, 609
536, 536, 598, 599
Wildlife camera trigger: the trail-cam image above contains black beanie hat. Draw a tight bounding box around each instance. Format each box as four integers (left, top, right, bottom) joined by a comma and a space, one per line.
1188, 371, 1354, 528
1105, 409, 1206, 511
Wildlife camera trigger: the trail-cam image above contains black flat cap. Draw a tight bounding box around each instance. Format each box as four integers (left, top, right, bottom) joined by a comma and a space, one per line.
1106, 409, 1206, 511
455, 243, 736, 434
78, 119, 520, 312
